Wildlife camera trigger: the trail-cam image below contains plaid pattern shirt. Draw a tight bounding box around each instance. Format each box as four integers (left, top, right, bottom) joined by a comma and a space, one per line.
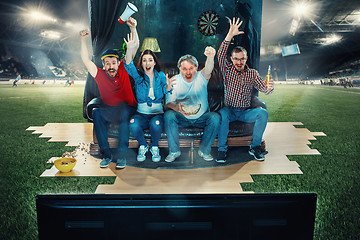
218, 40, 268, 109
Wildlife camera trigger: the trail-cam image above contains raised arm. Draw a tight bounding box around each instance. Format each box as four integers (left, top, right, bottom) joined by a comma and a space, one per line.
218, 17, 245, 80
225, 17, 244, 41
124, 32, 139, 65
79, 29, 97, 78
126, 17, 139, 60
201, 46, 216, 80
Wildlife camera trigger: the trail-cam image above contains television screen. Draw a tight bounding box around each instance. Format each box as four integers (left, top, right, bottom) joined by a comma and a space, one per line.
36, 193, 317, 240
282, 44, 301, 56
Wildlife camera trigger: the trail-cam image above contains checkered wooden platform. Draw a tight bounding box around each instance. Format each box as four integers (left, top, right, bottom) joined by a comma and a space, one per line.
27, 122, 325, 193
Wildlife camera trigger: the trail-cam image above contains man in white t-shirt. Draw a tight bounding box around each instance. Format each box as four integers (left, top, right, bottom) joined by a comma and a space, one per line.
164, 46, 221, 162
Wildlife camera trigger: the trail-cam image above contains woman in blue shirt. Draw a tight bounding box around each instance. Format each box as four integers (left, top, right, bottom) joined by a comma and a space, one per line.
124, 33, 174, 162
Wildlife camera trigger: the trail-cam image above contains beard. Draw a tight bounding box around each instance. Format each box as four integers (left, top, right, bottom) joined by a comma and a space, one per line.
234, 64, 245, 72
105, 68, 118, 78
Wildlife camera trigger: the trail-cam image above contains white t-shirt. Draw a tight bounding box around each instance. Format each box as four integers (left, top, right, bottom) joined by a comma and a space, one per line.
166, 71, 209, 119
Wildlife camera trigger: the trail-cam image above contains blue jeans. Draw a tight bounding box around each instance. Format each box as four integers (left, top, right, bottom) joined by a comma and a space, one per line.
93, 103, 136, 158
129, 113, 164, 147
164, 110, 220, 155
217, 107, 268, 152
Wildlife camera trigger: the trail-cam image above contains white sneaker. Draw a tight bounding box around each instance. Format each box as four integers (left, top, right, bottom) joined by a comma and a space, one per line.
150, 146, 161, 162
165, 151, 181, 163
137, 145, 148, 162
198, 150, 214, 161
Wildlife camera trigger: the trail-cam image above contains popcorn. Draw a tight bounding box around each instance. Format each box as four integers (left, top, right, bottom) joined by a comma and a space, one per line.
182, 104, 201, 115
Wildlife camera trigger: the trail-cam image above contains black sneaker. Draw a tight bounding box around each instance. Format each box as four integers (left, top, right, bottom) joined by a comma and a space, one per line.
216, 151, 227, 163
249, 146, 265, 161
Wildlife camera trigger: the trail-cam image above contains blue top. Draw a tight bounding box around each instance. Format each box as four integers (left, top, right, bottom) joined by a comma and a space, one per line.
124, 61, 169, 109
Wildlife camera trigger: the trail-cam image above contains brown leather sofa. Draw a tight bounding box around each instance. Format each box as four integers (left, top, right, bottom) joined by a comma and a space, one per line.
84, 63, 266, 163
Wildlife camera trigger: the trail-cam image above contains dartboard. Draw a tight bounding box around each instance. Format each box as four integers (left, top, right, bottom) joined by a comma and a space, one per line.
197, 10, 219, 36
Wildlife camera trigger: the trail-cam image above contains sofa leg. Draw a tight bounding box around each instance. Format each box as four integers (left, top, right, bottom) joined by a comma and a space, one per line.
89, 142, 101, 157
93, 126, 98, 144
189, 140, 195, 165
89, 125, 101, 157
260, 139, 266, 152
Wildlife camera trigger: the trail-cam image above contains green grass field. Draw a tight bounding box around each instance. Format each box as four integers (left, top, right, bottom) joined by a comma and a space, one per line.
0, 83, 359, 239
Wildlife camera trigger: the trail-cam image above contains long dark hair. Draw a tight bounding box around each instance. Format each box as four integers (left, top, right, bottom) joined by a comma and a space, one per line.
136, 49, 162, 78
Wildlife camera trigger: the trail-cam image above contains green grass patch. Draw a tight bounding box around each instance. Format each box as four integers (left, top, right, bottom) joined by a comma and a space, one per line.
243, 84, 360, 240
0, 85, 115, 239
0, 84, 359, 239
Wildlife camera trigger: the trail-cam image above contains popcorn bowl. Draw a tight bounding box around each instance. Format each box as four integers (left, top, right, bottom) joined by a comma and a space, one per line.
53, 157, 77, 173
182, 104, 201, 115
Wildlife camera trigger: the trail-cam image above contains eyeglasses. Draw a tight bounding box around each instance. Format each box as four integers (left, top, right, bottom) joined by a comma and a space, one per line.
231, 57, 246, 62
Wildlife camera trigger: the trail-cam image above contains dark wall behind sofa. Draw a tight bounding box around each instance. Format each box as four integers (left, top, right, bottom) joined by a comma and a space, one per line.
84, 0, 263, 118
106, 0, 262, 69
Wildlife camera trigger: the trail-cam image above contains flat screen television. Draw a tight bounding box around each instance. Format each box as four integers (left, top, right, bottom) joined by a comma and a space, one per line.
282, 44, 301, 57
36, 193, 317, 240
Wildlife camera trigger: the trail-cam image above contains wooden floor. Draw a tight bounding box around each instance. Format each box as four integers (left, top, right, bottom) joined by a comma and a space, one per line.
27, 122, 326, 194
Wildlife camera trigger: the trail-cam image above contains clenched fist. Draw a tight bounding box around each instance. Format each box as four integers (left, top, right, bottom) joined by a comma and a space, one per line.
79, 29, 90, 38
204, 46, 216, 58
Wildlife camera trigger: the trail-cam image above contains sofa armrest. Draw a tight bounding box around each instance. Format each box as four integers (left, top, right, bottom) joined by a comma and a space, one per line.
86, 97, 104, 122
250, 96, 267, 109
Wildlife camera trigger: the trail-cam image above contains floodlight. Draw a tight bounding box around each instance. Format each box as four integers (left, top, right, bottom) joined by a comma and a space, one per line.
292, 1, 313, 18
323, 34, 341, 45
30, 11, 57, 23
316, 34, 342, 45
289, 18, 300, 35
294, 3, 309, 16
40, 30, 61, 40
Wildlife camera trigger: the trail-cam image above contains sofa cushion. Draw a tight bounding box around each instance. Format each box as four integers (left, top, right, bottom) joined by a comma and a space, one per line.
85, 64, 266, 141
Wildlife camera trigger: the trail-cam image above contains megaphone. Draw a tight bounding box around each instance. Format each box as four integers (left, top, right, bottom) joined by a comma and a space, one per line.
118, 2, 138, 24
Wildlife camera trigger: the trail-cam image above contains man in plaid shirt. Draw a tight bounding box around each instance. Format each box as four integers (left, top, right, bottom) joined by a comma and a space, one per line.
217, 17, 274, 162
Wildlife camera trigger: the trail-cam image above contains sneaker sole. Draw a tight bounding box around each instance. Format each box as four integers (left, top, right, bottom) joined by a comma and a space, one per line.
116, 165, 126, 169
198, 151, 213, 161
99, 161, 111, 168
216, 159, 226, 163
165, 153, 181, 163
248, 151, 265, 161
165, 156, 179, 163
165, 158, 176, 163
